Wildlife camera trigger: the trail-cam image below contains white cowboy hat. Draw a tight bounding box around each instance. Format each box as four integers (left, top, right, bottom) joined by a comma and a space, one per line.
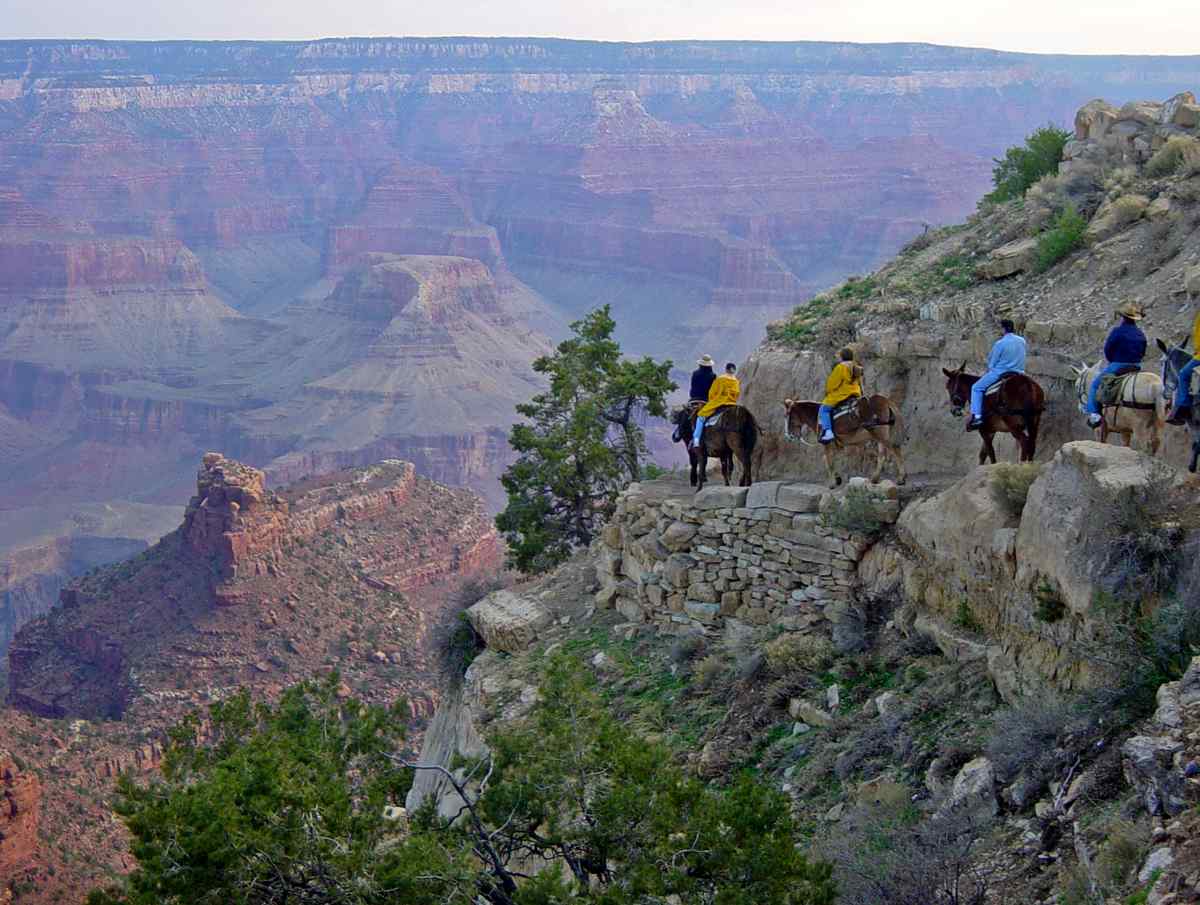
697, 354, 715, 367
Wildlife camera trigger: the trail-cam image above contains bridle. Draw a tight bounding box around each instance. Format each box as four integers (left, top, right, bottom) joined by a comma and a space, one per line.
947, 371, 968, 418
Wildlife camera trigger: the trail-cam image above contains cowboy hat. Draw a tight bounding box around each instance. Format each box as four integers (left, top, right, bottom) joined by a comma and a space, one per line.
697, 354, 715, 367
1115, 301, 1144, 320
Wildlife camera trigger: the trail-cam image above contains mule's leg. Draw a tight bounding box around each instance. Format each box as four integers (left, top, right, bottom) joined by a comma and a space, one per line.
722, 448, 732, 486
889, 436, 908, 485
739, 440, 753, 487
689, 448, 698, 487
980, 432, 997, 465
871, 437, 885, 483
697, 448, 707, 491
823, 445, 840, 488
1027, 412, 1042, 462
1149, 417, 1161, 457
1191, 438, 1200, 473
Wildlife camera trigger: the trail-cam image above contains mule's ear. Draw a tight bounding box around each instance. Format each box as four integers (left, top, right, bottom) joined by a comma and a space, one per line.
941, 368, 953, 378
783, 398, 794, 411
959, 360, 967, 373
1156, 338, 1169, 353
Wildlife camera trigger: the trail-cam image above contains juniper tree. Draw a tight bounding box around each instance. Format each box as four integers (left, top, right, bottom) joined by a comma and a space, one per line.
88, 658, 837, 905
496, 306, 675, 572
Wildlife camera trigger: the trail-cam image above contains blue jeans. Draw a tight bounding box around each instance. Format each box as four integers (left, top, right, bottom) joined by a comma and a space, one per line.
1176, 359, 1200, 407
1087, 362, 1138, 414
692, 415, 707, 445
818, 405, 834, 433
970, 369, 1007, 418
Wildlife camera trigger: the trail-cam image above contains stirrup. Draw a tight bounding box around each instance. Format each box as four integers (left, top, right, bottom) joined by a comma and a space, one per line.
1167, 406, 1191, 425
819, 430, 835, 444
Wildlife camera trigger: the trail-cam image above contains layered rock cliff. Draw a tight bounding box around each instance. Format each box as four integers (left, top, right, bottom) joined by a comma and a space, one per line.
7, 453, 501, 721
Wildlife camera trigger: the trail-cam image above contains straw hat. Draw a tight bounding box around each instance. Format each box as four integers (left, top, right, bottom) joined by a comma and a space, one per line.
697, 354, 715, 367
1115, 301, 1144, 321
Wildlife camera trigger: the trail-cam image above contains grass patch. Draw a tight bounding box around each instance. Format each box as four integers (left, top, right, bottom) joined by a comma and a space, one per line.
1036, 203, 1087, 271
990, 462, 1042, 518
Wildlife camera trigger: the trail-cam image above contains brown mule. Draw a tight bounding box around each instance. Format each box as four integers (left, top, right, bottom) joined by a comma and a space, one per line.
782, 396, 906, 488
672, 404, 760, 490
942, 364, 1045, 464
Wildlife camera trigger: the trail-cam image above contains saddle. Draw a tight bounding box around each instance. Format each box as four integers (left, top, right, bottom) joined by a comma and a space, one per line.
705, 405, 735, 431
1097, 369, 1154, 410
830, 396, 888, 437
983, 372, 1022, 398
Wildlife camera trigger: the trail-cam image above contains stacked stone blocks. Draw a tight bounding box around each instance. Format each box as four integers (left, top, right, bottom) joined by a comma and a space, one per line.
597, 478, 900, 636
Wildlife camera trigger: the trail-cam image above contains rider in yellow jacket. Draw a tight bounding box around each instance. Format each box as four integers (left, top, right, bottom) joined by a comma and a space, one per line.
693, 362, 740, 446
819, 348, 862, 444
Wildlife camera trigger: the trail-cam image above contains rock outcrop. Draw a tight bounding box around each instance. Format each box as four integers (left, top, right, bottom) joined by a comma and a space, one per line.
0, 751, 40, 878
860, 442, 1195, 699
7, 455, 500, 721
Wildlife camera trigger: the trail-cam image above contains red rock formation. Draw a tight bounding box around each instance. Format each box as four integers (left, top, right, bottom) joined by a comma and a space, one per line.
7, 454, 501, 722
0, 751, 40, 876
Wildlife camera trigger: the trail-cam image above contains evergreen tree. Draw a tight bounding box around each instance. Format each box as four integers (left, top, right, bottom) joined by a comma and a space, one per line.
985, 124, 1071, 203
88, 659, 837, 905
497, 306, 675, 573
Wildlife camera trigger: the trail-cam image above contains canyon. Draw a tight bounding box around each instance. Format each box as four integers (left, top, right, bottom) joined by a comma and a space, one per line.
3, 38, 1200, 655
1, 452, 502, 900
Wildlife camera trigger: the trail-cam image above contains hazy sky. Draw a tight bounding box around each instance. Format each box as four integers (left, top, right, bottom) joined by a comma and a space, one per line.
6, 0, 1200, 56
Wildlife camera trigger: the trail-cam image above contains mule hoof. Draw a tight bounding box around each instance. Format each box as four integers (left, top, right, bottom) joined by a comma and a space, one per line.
897, 476, 907, 486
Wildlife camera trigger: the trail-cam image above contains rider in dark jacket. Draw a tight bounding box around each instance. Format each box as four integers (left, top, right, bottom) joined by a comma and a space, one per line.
690, 355, 717, 401
1086, 303, 1146, 428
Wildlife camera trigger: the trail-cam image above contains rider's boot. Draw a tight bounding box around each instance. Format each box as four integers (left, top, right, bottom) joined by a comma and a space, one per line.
819, 429, 835, 444
1167, 404, 1191, 426
1086, 413, 1103, 428
965, 416, 983, 432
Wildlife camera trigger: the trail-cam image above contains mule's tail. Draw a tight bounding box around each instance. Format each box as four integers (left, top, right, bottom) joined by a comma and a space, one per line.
740, 411, 759, 458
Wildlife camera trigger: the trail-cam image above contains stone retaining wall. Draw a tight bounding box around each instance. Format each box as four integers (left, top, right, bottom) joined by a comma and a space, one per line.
596, 477, 900, 648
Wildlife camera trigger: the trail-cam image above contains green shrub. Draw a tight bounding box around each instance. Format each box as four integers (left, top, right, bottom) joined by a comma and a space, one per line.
821, 487, 886, 537
1146, 135, 1200, 178
1034, 580, 1067, 623
1096, 820, 1146, 889
953, 600, 983, 634
985, 125, 1072, 203
694, 653, 729, 690
1037, 203, 1088, 271
764, 633, 836, 675
989, 462, 1042, 518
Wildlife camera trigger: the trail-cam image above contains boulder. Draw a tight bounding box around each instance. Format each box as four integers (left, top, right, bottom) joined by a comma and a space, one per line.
898, 464, 1019, 577
942, 756, 998, 822
1086, 194, 1149, 242
789, 698, 834, 727
1161, 92, 1197, 126
1016, 442, 1175, 617
1121, 735, 1187, 816
777, 483, 825, 513
1140, 846, 1175, 883
466, 590, 553, 654
694, 485, 749, 510
979, 238, 1038, 279
1119, 100, 1164, 127
1174, 103, 1200, 129
745, 481, 785, 508
1075, 99, 1120, 140
660, 521, 698, 552
1146, 196, 1173, 220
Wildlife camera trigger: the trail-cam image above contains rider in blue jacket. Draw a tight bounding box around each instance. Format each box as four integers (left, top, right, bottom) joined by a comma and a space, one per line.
967, 319, 1026, 431
1085, 302, 1146, 428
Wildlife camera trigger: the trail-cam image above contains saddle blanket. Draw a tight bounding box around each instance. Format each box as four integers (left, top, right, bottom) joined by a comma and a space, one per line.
706, 406, 734, 430
1098, 369, 1153, 409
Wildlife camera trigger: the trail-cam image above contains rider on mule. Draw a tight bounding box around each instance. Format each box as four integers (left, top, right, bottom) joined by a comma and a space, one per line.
690, 354, 717, 403
693, 362, 740, 447
1086, 302, 1147, 428
967, 318, 1026, 432
1167, 304, 1200, 425
818, 347, 863, 444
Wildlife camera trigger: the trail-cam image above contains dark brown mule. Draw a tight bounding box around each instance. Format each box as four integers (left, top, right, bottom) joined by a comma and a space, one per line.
942, 364, 1045, 464
783, 396, 906, 488
671, 405, 759, 490
671, 402, 730, 487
